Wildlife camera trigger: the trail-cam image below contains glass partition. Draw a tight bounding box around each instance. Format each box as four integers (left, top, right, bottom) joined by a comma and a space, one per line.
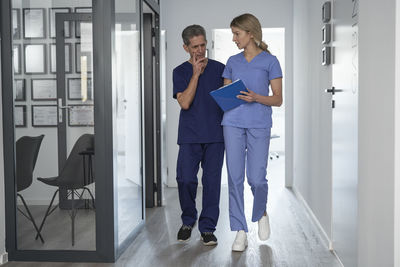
113, 0, 144, 245
12, 0, 95, 250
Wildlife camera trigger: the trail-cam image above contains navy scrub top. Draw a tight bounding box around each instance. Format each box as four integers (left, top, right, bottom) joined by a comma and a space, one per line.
173, 59, 225, 144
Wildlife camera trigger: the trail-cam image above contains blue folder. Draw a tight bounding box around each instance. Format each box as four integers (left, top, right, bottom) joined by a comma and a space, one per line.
210, 79, 248, 112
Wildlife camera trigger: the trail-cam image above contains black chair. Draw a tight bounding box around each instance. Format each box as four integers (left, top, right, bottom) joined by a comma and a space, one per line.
36, 134, 95, 246
16, 135, 45, 243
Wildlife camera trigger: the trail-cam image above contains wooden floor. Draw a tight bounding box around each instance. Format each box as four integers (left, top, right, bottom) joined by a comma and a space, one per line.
4, 157, 341, 267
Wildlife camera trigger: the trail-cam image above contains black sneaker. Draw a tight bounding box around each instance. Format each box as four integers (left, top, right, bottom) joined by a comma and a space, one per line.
177, 225, 192, 241
201, 232, 218, 246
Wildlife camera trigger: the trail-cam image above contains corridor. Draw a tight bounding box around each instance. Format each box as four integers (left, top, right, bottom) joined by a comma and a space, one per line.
4, 157, 341, 267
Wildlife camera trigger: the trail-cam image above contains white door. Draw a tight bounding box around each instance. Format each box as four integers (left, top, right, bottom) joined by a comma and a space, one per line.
330, 0, 358, 266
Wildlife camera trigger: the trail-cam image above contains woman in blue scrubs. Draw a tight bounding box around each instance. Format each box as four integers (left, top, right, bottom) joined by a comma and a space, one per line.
222, 13, 283, 252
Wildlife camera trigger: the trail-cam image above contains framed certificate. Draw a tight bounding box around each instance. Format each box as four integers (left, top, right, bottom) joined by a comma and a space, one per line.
31, 79, 57, 100
15, 79, 26, 101
24, 44, 46, 74
50, 43, 72, 73
49, 8, 71, 38
23, 8, 46, 39
14, 105, 27, 127
68, 105, 94, 126
74, 7, 92, 38
67, 78, 92, 100
13, 44, 21, 74
12, 9, 21, 39
32, 105, 58, 127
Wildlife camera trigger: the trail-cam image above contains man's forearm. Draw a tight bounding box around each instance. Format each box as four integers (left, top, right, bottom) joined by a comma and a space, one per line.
177, 74, 200, 110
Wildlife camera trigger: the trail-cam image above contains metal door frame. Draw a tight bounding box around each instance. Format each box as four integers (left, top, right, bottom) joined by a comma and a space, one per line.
143, 0, 161, 208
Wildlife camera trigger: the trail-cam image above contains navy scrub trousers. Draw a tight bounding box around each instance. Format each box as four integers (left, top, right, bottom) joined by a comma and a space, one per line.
176, 142, 225, 233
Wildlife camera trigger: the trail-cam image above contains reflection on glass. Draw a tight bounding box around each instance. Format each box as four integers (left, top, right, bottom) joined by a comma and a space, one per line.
13, 0, 95, 251
114, 0, 143, 245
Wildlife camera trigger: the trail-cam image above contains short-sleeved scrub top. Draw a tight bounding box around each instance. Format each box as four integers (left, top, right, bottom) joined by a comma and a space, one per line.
222, 51, 283, 129
173, 59, 225, 144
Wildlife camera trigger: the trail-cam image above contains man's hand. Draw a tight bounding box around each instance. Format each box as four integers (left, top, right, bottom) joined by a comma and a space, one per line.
192, 53, 206, 77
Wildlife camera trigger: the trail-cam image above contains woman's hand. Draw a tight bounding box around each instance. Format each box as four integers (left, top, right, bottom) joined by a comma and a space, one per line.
237, 89, 258, 103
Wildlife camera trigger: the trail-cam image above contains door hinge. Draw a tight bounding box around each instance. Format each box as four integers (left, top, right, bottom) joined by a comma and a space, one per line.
151, 28, 156, 37
152, 46, 156, 56
332, 99, 335, 109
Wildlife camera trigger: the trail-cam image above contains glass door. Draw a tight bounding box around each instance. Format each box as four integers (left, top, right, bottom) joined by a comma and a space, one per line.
11, 1, 96, 251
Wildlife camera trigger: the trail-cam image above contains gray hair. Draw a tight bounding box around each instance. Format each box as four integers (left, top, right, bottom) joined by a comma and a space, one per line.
181, 24, 207, 46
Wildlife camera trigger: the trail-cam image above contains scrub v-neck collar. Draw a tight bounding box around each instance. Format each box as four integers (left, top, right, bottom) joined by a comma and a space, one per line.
242, 51, 264, 63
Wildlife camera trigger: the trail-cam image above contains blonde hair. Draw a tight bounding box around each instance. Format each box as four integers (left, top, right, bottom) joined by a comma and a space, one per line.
230, 13, 271, 54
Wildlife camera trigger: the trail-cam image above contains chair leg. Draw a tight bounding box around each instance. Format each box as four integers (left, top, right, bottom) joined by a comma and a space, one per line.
35, 189, 59, 240
17, 193, 44, 243
83, 187, 96, 209
70, 189, 76, 246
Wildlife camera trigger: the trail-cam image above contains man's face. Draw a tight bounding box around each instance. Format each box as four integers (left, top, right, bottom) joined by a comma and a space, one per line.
184, 35, 207, 60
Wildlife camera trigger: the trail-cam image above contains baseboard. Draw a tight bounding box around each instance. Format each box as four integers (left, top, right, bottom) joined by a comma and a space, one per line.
0, 252, 8, 265
292, 186, 332, 250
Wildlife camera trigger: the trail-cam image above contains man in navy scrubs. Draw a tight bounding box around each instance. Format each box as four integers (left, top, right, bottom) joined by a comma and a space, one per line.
173, 24, 225, 246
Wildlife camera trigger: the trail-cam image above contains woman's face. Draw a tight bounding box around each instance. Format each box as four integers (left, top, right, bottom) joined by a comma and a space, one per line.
231, 26, 253, 50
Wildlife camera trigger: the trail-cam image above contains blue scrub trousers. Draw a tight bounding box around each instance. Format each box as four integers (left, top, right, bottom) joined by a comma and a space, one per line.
176, 142, 224, 233
223, 126, 271, 232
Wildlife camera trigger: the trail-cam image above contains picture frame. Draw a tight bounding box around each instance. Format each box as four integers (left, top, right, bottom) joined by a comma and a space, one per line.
32, 105, 58, 127
50, 43, 72, 73
13, 44, 21, 74
67, 78, 92, 100
74, 7, 92, 38
31, 79, 57, 100
49, 7, 71, 38
24, 44, 46, 74
322, 2, 331, 23
68, 104, 94, 126
23, 8, 46, 39
14, 105, 27, 127
75, 43, 92, 73
14, 79, 26, 101
12, 9, 21, 39
322, 46, 331, 66
322, 24, 331, 44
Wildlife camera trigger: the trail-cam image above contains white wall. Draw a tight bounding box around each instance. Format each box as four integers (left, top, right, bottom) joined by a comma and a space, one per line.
292, 0, 333, 242
161, 0, 294, 187
358, 0, 396, 266
395, 0, 400, 265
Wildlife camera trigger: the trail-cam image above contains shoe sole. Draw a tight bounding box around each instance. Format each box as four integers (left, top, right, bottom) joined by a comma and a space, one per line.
200, 237, 218, 246
232, 241, 248, 252
177, 237, 190, 242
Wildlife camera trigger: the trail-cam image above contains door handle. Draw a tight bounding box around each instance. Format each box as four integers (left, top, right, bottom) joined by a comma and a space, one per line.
325, 86, 344, 95
57, 98, 72, 123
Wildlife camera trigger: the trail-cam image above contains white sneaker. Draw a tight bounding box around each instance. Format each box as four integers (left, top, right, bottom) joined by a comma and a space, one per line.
232, 230, 248, 252
258, 212, 270, 241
